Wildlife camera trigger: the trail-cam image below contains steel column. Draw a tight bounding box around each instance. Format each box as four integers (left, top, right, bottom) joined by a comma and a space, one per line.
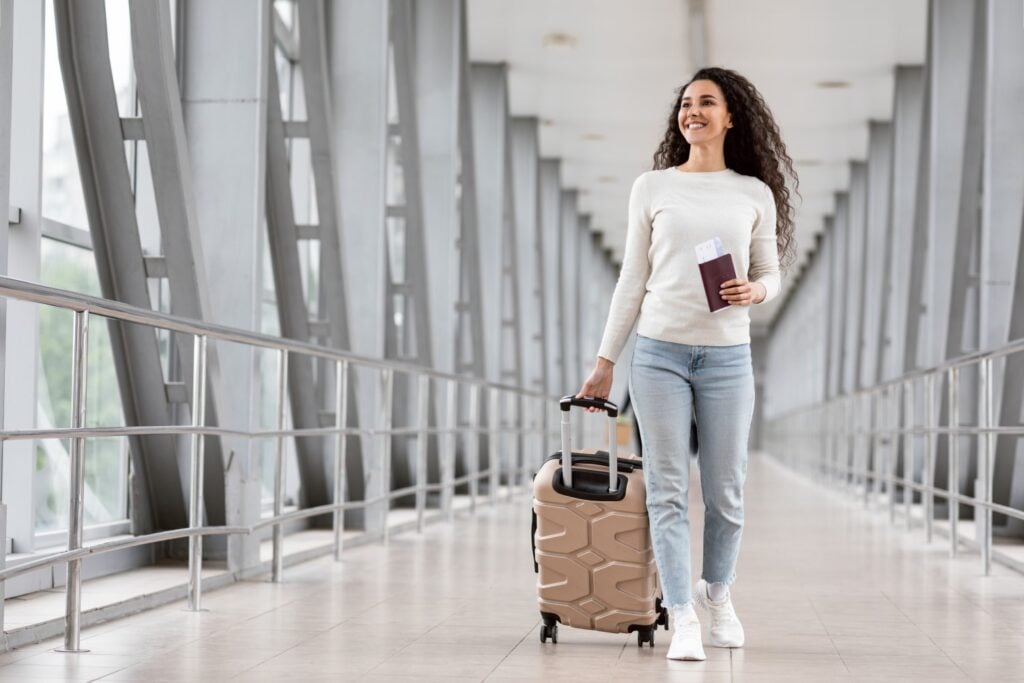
181, 0, 271, 572
328, 0, 389, 533
877, 67, 925, 384
539, 159, 564, 395
0, 0, 11, 497
510, 117, 547, 394
983, 0, 1024, 535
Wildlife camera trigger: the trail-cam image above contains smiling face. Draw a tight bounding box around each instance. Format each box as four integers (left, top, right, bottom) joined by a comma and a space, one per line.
678, 79, 733, 145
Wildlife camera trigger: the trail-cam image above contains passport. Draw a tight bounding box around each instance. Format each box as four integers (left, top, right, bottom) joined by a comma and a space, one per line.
698, 252, 736, 313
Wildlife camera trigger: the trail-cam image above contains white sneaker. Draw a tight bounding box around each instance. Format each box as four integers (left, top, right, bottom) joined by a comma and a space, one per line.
693, 579, 745, 648
666, 606, 706, 660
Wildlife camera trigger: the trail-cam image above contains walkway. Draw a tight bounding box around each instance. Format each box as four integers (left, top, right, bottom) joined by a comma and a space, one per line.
1, 455, 1022, 681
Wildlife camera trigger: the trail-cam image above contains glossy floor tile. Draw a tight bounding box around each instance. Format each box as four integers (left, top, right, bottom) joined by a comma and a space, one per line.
2, 454, 1022, 681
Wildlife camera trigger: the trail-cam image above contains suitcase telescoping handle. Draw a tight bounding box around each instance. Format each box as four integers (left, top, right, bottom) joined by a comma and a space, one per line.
558, 395, 619, 493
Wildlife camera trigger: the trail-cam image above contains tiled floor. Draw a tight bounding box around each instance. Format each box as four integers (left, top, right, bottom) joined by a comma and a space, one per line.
2, 454, 1023, 681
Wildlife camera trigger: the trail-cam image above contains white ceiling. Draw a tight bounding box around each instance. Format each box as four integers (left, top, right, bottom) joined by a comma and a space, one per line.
466, 0, 927, 326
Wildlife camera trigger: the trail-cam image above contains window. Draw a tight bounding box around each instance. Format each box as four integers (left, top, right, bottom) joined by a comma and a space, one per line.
35, 239, 130, 537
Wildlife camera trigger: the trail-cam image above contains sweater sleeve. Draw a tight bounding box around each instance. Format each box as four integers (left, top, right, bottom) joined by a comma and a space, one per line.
596, 174, 652, 364
748, 182, 782, 304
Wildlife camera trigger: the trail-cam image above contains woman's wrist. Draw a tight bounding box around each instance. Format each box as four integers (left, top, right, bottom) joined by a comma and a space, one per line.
596, 356, 615, 369
752, 281, 767, 304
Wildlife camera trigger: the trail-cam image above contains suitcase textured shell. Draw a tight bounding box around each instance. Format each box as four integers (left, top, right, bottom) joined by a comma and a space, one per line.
533, 451, 660, 633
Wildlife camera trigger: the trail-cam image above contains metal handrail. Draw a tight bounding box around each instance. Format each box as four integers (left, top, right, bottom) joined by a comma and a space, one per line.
0, 275, 561, 651
766, 343, 1024, 578
0, 276, 545, 395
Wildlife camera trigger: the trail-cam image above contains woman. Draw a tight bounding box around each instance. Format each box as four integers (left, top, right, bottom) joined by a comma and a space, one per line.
576, 67, 797, 661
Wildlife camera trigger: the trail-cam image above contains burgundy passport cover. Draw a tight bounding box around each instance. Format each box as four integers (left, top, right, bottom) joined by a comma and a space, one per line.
698, 253, 736, 313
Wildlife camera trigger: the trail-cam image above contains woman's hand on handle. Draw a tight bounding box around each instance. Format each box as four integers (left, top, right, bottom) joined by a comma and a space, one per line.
576, 357, 615, 413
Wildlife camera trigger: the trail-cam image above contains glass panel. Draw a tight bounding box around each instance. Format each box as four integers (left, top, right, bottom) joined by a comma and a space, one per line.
274, 0, 295, 30
35, 239, 130, 532
256, 341, 301, 508
386, 43, 399, 125
385, 136, 405, 207
104, 0, 137, 118
274, 46, 293, 120
41, 1, 88, 228
133, 140, 162, 256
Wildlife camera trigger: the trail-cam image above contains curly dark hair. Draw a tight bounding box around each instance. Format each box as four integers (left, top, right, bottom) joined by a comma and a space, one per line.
653, 67, 798, 271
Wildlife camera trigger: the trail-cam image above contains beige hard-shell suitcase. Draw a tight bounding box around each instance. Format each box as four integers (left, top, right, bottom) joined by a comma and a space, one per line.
532, 396, 668, 647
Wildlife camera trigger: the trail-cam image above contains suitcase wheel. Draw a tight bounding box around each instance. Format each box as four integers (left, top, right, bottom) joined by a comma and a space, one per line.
656, 600, 670, 631
637, 627, 655, 648
540, 623, 558, 644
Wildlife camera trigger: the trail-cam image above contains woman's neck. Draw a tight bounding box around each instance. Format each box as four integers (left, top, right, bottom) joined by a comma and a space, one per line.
678, 144, 727, 172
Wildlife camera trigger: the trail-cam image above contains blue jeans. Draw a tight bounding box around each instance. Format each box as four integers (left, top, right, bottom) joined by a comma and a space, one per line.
629, 335, 755, 610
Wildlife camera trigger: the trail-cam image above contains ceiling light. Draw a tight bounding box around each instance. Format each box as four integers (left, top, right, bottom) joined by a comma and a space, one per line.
816, 80, 850, 89
581, 133, 605, 141
542, 32, 578, 48
597, 175, 618, 183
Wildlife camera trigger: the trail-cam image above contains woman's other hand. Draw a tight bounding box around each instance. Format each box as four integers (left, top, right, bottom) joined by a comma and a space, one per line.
720, 278, 766, 306
576, 357, 615, 413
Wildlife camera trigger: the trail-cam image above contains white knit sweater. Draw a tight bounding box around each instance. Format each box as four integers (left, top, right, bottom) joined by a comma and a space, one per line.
596, 168, 782, 363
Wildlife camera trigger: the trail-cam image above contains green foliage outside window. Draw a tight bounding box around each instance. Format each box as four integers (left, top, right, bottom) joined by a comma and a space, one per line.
35, 240, 129, 532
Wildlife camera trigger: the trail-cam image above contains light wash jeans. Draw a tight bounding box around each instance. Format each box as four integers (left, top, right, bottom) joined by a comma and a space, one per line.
629, 335, 755, 610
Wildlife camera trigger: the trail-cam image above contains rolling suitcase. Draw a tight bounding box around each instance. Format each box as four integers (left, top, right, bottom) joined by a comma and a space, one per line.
532, 395, 668, 647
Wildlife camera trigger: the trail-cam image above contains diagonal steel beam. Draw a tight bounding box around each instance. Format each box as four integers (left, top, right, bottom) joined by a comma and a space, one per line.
128, 0, 232, 535
388, 0, 433, 369
296, 0, 366, 512
54, 0, 184, 534
265, 57, 329, 509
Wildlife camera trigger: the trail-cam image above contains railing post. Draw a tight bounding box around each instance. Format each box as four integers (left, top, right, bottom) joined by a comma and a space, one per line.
948, 365, 960, 558
850, 394, 858, 494
468, 384, 481, 512
924, 372, 935, 543
889, 385, 898, 524
858, 393, 867, 505
415, 374, 429, 532
381, 368, 394, 542
443, 379, 457, 521
872, 389, 884, 502
488, 387, 500, 500
979, 358, 993, 576
187, 334, 208, 610
904, 379, 914, 531
822, 402, 831, 483
272, 349, 288, 583
827, 400, 836, 484
59, 309, 89, 653
505, 392, 515, 501
333, 360, 349, 561
0, 503, 5, 631
524, 393, 532, 493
